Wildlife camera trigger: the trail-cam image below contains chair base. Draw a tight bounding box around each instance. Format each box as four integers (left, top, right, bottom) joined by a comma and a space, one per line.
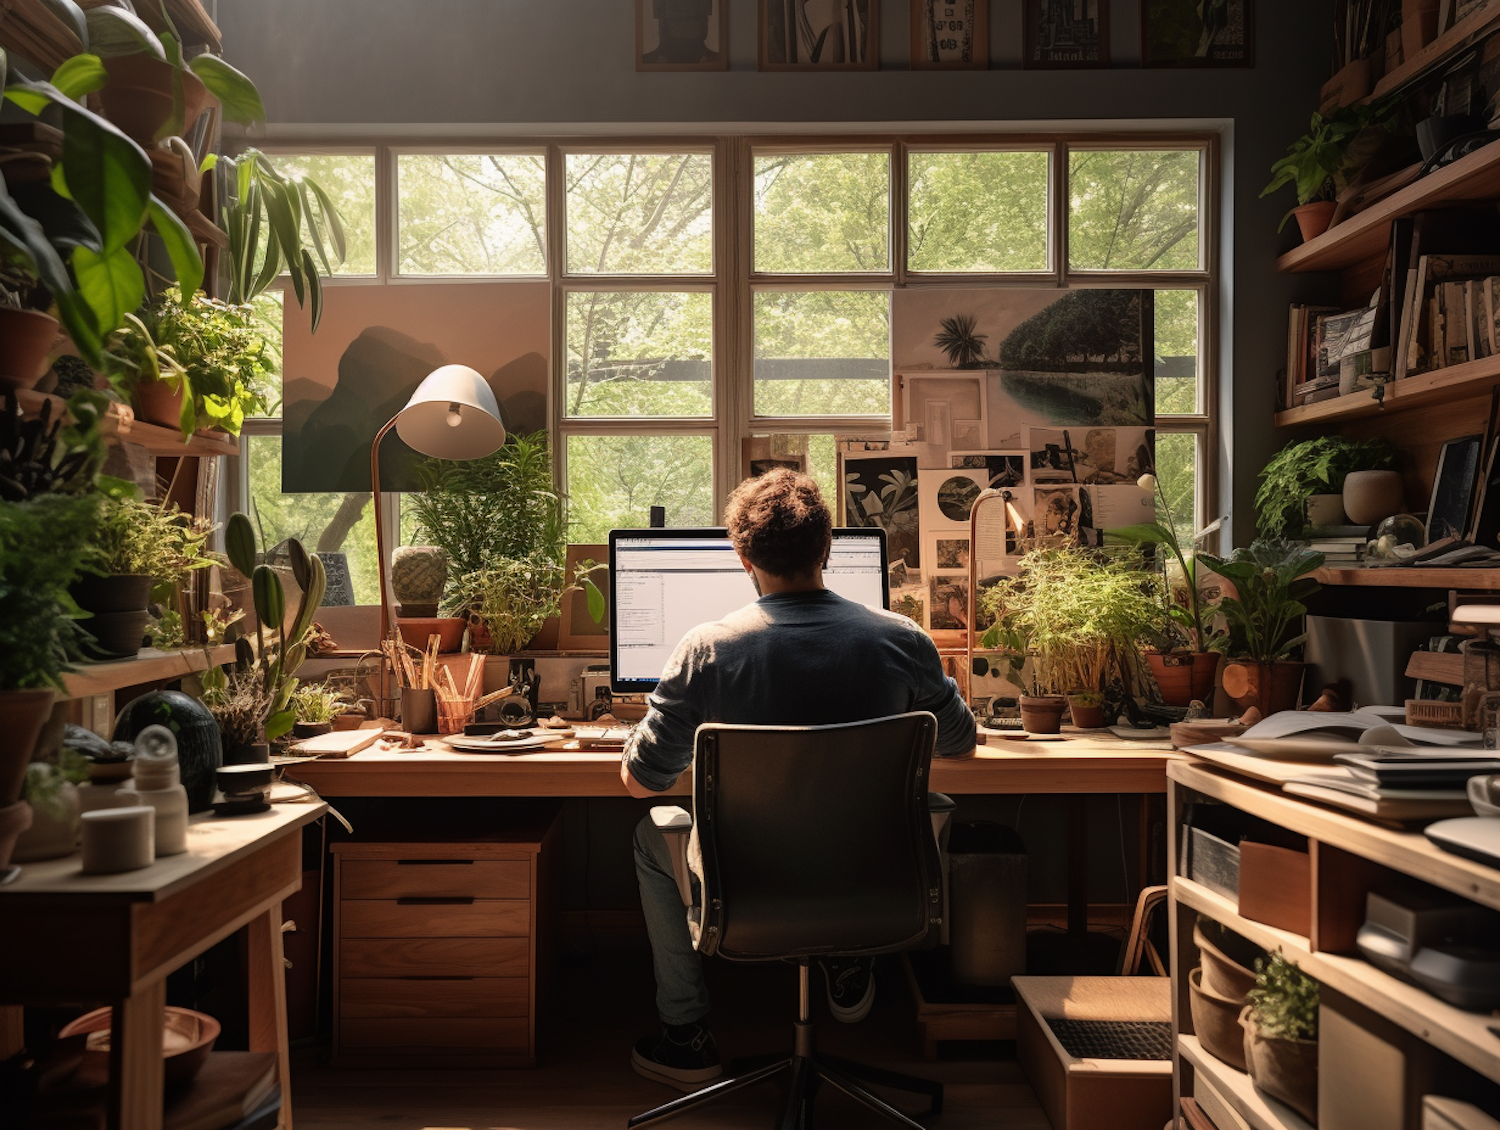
628, 1048, 943, 1130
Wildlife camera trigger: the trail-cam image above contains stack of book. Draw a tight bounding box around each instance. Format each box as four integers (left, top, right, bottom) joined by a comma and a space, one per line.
1398, 255, 1500, 377
1306, 524, 1370, 567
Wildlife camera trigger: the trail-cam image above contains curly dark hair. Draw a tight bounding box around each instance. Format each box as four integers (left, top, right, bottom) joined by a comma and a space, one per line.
723, 469, 832, 579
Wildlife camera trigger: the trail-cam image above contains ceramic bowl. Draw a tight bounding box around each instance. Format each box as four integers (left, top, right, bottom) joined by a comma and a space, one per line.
1194, 918, 1258, 1001
1468, 775, 1500, 818
59, 1005, 219, 1087
1188, 966, 1248, 1071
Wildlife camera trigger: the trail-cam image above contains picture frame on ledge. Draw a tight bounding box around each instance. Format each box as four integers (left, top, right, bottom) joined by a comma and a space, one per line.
559, 545, 610, 652
637, 0, 727, 71
1141, 0, 1254, 68
759, 0, 878, 70
910, 0, 988, 70
1023, 0, 1108, 69
1427, 434, 1485, 544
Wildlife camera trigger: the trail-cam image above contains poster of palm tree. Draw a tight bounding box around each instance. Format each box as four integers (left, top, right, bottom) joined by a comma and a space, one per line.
1142, 0, 1253, 67
910, 0, 988, 69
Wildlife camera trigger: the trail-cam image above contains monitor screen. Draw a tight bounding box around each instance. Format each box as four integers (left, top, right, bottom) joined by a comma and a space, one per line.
608, 527, 889, 694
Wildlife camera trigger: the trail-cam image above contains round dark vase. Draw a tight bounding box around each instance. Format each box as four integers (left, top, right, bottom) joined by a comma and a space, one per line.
1018, 694, 1067, 735
292, 721, 333, 740
70, 574, 153, 659
112, 689, 222, 813
222, 741, 271, 766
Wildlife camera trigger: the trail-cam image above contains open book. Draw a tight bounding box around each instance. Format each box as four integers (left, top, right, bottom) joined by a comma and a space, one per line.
1233, 709, 1481, 749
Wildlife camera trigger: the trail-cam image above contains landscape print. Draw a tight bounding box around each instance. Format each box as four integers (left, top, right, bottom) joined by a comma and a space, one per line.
280, 283, 550, 493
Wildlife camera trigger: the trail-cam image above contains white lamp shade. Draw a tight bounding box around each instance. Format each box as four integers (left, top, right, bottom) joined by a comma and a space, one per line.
393, 364, 507, 460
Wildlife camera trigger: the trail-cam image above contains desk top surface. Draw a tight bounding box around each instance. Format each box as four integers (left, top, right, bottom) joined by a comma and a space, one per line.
282, 729, 1179, 797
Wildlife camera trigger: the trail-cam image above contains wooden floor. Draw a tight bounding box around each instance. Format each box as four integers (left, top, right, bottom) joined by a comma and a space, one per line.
292, 952, 1051, 1129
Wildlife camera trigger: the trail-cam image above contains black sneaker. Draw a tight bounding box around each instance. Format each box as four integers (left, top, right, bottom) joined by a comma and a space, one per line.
822, 956, 877, 1023
631, 1022, 724, 1090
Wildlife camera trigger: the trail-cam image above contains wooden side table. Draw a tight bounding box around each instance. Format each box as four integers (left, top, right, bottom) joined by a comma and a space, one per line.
0, 801, 326, 1130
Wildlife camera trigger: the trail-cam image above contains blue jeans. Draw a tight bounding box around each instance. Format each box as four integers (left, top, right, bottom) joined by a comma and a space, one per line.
634, 814, 711, 1027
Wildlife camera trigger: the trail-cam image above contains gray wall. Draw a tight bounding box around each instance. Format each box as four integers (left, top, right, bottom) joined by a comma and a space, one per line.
216, 0, 1335, 542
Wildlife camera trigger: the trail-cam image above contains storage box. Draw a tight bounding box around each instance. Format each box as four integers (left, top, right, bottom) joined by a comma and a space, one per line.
1238, 841, 1311, 936
1321, 992, 1465, 1130
1179, 803, 1307, 903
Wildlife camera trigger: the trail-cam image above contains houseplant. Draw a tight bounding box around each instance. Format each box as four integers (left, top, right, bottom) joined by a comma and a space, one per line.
14, 749, 89, 862
1109, 472, 1223, 706
290, 682, 351, 739
1240, 950, 1319, 1122
1261, 97, 1396, 241
1198, 539, 1325, 716
1256, 435, 1398, 538
450, 554, 575, 656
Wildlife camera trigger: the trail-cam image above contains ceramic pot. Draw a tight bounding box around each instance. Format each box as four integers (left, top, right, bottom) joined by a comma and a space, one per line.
0, 800, 35, 877
1241, 1006, 1318, 1123
222, 741, 270, 767
0, 688, 55, 806
1305, 492, 1347, 528
13, 780, 80, 862
1189, 968, 1248, 1071
1342, 469, 1404, 526
0, 308, 59, 389
1293, 201, 1337, 243
1148, 651, 1220, 707
1067, 696, 1106, 729
71, 574, 153, 659
398, 617, 466, 654
99, 55, 208, 145
390, 546, 448, 619
60, 1005, 219, 1088
1224, 661, 1306, 716
291, 721, 332, 740
133, 377, 188, 430
1194, 918, 1258, 1001
401, 687, 437, 735
1018, 694, 1066, 735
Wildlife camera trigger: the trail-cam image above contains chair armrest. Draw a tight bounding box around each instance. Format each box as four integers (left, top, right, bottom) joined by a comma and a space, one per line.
651, 805, 694, 907
927, 791, 955, 848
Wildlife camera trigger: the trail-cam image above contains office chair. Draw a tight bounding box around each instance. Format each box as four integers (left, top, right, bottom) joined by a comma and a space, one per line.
630, 711, 948, 1130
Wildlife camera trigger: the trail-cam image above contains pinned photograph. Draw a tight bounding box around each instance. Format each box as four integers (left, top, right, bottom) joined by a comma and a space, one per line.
891, 584, 926, 626
841, 454, 921, 571
899, 372, 988, 446
1035, 486, 1082, 541
919, 468, 989, 533
638, 0, 727, 70
1030, 426, 1154, 485
929, 573, 970, 631
1078, 484, 1155, 546
760, 0, 878, 69
935, 538, 970, 569
951, 451, 1026, 489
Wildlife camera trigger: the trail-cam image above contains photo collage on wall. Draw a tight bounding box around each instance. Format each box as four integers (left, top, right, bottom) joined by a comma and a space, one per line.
839, 288, 1156, 643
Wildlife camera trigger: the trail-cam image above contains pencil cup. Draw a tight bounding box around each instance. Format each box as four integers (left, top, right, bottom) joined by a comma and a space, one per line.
400, 687, 437, 735
80, 805, 155, 873
437, 695, 475, 735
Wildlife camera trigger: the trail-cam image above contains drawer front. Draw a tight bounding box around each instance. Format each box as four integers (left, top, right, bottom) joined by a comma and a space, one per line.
341, 859, 530, 901
340, 936, 530, 978
339, 1017, 529, 1052
340, 900, 530, 938
340, 976, 528, 1019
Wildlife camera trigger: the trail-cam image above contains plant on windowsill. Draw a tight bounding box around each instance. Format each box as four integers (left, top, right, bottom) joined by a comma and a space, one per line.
1255, 435, 1397, 538
1239, 951, 1319, 1123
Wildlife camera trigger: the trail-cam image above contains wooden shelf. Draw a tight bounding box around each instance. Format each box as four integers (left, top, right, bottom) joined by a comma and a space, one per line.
1276, 354, 1500, 426
15, 390, 239, 458
1176, 874, 1500, 1083
1276, 140, 1500, 277
1312, 566, 1500, 589
61, 645, 235, 701
1179, 1035, 1313, 1130
1367, 1, 1500, 106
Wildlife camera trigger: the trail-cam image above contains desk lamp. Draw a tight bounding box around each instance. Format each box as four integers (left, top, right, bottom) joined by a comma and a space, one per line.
371, 364, 506, 714
964, 487, 1027, 709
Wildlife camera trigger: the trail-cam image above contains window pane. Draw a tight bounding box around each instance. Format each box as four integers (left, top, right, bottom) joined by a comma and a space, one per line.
250, 291, 284, 416
754, 153, 890, 273
754, 291, 890, 416
247, 435, 380, 604
1154, 431, 1198, 538
397, 154, 547, 275
265, 154, 377, 275
1156, 290, 1199, 415
908, 151, 1049, 272
1068, 149, 1201, 271
565, 153, 713, 275
566, 434, 715, 541
565, 292, 713, 417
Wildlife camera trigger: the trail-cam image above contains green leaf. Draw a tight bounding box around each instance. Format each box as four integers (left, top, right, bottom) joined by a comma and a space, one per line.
585, 576, 605, 623
259, 179, 305, 306
38, 0, 87, 48
302, 175, 347, 264
146, 195, 203, 297
252, 564, 285, 631
188, 54, 264, 124
72, 243, 144, 338
288, 538, 313, 590
199, 153, 218, 174
84, 5, 165, 58
225, 512, 257, 576
50, 53, 107, 100
0, 175, 76, 299
177, 379, 195, 437
264, 708, 295, 742
303, 247, 323, 332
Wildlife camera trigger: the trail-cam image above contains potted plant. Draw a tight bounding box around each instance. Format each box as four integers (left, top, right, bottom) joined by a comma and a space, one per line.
14, 748, 89, 862
452, 554, 575, 656
1240, 950, 1319, 1123
1109, 472, 1224, 707
1261, 98, 1396, 241
1198, 539, 1325, 717
107, 287, 273, 438
1256, 435, 1398, 538
289, 683, 350, 739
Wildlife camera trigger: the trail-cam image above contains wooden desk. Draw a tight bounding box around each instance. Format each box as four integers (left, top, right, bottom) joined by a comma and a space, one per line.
0, 800, 327, 1130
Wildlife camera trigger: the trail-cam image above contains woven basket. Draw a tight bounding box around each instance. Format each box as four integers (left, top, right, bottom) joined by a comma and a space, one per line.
1405, 698, 1465, 729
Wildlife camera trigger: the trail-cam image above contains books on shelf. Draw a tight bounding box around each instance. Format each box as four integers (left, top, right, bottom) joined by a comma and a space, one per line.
1390, 209, 1500, 382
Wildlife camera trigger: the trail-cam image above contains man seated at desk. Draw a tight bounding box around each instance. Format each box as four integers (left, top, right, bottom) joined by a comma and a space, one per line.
620, 468, 976, 1089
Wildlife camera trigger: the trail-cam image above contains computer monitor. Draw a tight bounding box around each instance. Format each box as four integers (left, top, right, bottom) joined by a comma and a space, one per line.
607, 527, 889, 694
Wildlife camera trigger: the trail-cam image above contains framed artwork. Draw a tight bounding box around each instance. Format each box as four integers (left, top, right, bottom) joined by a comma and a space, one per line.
910, 0, 988, 69
1141, 0, 1253, 67
1023, 0, 1108, 69
1428, 435, 1485, 544
759, 0, 878, 70
637, 0, 727, 71
559, 545, 610, 652
741, 436, 810, 481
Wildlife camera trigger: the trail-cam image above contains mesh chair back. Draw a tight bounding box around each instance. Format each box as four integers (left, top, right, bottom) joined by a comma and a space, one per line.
690, 711, 939, 961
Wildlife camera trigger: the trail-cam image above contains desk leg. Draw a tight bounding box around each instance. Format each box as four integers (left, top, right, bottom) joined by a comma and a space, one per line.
109, 980, 165, 1130
1, 1005, 22, 1059
247, 904, 293, 1130
1067, 796, 1088, 938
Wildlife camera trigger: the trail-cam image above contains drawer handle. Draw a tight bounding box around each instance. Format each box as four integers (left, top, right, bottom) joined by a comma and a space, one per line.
396, 896, 475, 906
396, 859, 473, 866
400, 975, 476, 981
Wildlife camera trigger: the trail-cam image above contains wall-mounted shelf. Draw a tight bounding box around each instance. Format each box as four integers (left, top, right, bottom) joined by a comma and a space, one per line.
1276, 352, 1500, 426
1312, 566, 1500, 590
15, 390, 239, 458
62, 645, 235, 701
1365, 1, 1500, 107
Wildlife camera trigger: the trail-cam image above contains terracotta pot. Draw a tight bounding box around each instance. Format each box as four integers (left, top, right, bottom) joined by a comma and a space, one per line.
0, 688, 55, 807
0, 308, 59, 389
1148, 651, 1220, 707
398, 617, 466, 654
1194, 918, 1258, 1002
133, 377, 188, 430
1342, 469, 1404, 526
1293, 201, 1338, 242
1241, 1007, 1319, 1123
331, 712, 366, 732
1224, 661, 1306, 716
390, 546, 448, 618
13, 780, 80, 862
1305, 492, 1347, 528
100, 55, 209, 145
0, 800, 35, 877
1067, 696, 1107, 729
1189, 968, 1248, 1071
1018, 694, 1067, 735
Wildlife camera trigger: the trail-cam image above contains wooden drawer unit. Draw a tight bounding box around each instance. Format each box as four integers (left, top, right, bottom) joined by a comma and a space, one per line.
332, 819, 558, 1068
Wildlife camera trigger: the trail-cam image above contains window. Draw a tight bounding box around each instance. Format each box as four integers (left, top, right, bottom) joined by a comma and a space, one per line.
241, 135, 1217, 597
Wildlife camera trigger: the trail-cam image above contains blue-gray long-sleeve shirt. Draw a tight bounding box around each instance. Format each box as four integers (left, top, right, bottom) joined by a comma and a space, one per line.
622, 589, 977, 792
